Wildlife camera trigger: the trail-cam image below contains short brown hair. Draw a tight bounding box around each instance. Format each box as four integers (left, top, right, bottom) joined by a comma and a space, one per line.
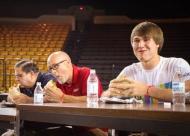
130, 21, 164, 53
14, 60, 39, 74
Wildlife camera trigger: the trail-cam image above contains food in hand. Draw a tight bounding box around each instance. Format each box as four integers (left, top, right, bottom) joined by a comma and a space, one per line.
45, 80, 56, 88
117, 74, 130, 85
117, 74, 125, 79
9, 85, 20, 99
117, 74, 131, 96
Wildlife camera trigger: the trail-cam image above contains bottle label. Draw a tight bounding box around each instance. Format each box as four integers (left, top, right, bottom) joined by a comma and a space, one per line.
87, 82, 98, 104
172, 82, 185, 94
88, 83, 98, 94
34, 94, 43, 103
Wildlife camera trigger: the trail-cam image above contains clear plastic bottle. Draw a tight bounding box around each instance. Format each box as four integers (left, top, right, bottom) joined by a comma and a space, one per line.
172, 66, 185, 105
87, 69, 99, 105
34, 82, 43, 105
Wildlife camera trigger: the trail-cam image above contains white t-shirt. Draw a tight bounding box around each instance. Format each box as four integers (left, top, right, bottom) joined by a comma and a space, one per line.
119, 56, 190, 103
120, 56, 190, 87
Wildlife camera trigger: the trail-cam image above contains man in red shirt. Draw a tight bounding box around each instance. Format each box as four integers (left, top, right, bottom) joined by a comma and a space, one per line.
43, 51, 108, 136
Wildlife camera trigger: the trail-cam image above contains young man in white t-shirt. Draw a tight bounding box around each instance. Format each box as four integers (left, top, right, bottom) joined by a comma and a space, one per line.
101, 21, 190, 104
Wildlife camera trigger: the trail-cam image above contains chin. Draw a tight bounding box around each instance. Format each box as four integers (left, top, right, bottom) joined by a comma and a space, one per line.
137, 56, 147, 61
58, 79, 66, 84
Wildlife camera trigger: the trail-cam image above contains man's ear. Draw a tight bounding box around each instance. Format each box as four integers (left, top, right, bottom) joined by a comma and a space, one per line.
156, 44, 160, 53
29, 71, 35, 77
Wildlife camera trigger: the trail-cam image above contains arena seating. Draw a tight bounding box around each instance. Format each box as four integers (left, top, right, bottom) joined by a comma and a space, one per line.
76, 24, 138, 90
76, 23, 190, 90
0, 22, 71, 91
0, 21, 189, 92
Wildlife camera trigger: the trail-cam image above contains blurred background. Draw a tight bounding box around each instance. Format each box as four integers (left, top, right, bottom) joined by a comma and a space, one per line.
0, 0, 189, 19
0, 0, 189, 91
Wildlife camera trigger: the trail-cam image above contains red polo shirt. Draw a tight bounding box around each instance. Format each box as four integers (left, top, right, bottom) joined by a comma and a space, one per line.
56, 64, 103, 97
56, 64, 108, 133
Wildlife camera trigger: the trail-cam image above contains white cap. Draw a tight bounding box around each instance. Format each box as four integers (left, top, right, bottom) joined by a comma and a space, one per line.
37, 82, 41, 85
90, 69, 96, 74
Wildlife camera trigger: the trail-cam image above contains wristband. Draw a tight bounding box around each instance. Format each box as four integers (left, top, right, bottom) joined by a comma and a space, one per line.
61, 94, 64, 103
147, 86, 152, 96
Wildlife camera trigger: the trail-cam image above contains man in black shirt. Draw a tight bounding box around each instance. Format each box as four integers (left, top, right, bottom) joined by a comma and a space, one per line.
7, 60, 57, 135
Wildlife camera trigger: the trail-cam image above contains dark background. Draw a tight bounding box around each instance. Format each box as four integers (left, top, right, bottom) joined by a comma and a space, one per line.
0, 0, 189, 19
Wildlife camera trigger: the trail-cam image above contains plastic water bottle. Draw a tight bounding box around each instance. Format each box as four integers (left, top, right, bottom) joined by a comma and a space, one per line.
87, 69, 99, 105
172, 66, 185, 105
34, 82, 43, 105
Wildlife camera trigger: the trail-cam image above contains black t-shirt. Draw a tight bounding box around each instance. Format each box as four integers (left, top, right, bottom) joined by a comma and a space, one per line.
20, 72, 56, 97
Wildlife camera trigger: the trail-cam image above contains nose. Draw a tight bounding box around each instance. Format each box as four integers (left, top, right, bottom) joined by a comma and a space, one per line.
15, 77, 19, 81
138, 40, 144, 47
15, 78, 20, 83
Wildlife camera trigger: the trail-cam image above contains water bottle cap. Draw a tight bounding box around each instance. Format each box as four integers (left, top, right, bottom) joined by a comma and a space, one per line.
37, 82, 41, 85
90, 69, 96, 74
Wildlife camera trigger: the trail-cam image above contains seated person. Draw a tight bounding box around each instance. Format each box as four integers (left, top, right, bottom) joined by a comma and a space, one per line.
42, 51, 108, 136
101, 21, 190, 136
7, 60, 57, 135
8, 59, 56, 104
101, 21, 190, 103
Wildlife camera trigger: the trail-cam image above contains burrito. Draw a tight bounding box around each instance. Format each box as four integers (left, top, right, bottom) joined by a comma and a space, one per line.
9, 85, 20, 99
45, 80, 56, 89
117, 74, 131, 96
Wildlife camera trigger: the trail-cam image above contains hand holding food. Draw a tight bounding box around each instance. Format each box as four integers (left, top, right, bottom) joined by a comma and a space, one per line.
8, 84, 20, 99
45, 80, 56, 89
44, 80, 56, 101
44, 80, 64, 103
109, 74, 132, 97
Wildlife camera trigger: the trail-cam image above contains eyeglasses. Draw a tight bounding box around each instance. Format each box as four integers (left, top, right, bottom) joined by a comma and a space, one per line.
48, 60, 66, 71
15, 74, 23, 78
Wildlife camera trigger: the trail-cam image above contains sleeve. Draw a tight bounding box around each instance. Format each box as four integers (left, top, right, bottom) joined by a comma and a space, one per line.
118, 66, 131, 78
117, 62, 139, 78
175, 58, 190, 81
